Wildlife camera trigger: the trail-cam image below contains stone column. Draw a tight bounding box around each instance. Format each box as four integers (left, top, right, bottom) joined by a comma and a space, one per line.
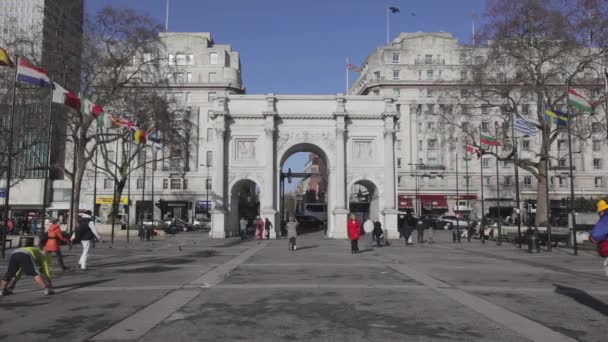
332, 112, 348, 238
382, 102, 399, 239
210, 125, 227, 239
261, 124, 277, 239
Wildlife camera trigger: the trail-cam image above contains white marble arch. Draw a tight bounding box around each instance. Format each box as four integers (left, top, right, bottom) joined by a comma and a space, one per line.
208, 94, 398, 239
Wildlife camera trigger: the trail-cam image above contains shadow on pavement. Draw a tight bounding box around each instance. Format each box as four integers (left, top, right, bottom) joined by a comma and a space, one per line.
55, 278, 115, 291
553, 283, 608, 316
295, 245, 319, 251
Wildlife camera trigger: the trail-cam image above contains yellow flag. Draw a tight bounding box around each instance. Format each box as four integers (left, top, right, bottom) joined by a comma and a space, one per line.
0, 47, 13, 67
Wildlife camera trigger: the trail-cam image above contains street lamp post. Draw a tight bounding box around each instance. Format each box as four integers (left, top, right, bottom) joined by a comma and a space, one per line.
408, 161, 425, 215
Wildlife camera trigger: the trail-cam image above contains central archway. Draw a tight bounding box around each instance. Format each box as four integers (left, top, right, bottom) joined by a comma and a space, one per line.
278, 142, 331, 237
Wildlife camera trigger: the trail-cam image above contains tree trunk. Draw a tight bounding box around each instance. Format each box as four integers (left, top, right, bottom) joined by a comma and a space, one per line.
109, 179, 127, 221
535, 162, 548, 227
70, 161, 86, 232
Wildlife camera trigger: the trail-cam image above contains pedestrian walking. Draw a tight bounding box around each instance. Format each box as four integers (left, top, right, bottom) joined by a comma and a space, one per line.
590, 200, 608, 277
71, 210, 102, 271
426, 217, 435, 244
43, 219, 70, 271
416, 218, 426, 243
347, 213, 361, 254
239, 217, 248, 240
287, 216, 298, 251
372, 220, 383, 247
7, 218, 14, 234
0, 247, 54, 296
256, 217, 264, 240
265, 218, 272, 240
363, 217, 374, 249
275, 218, 282, 239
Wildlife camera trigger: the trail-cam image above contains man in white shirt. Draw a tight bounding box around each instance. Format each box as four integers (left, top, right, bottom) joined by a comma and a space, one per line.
363, 217, 374, 249
71, 210, 102, 271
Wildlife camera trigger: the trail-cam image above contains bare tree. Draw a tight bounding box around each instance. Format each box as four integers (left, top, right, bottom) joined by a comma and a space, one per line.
434, 0, 608, 226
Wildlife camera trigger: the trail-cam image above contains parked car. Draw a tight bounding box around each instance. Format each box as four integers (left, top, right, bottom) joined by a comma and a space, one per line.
193, 218, 211, 231
421, 214, 453, 230
441, 215, 468, 229
164, 218, 193, 232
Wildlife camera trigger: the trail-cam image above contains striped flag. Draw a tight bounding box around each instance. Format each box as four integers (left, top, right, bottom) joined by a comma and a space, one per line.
513, 113, 538, 137
568, 87, 593, 114
480, 134, 501, 146
16, 58, 53, 88
466, 144, 482, 159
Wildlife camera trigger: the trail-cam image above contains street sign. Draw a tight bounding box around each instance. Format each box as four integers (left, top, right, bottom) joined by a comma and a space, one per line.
0, 188, 5, 198
197, 200, 211, 209
95, 196, 129, 205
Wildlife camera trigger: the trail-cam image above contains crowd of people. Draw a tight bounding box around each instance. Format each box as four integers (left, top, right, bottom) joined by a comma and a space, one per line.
0, 210, 102, 297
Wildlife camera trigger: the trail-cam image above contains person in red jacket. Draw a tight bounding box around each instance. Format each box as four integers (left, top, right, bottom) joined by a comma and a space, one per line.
44, 219, 70, 271
347, 213, 361, 254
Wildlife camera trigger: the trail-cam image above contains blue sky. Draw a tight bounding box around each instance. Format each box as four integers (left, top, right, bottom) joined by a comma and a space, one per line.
86, 0, 486, 191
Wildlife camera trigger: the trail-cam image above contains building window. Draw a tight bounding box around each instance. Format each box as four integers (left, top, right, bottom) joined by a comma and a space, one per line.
481, 106, 489, 115
558, 159, 567, 167
522, 104, 529, 115
373, 89, 380, 96
206, 151, 213, 166
595, 177, 604, 188
459, 52, 467, 64
484, 176, 491, 185
168, 54, 175, 65
427, 104, 435, 113
183, 179, 188, 190
398, 176, 402, 184
137, 151, 146, 166
522, 139, 530, 149
426, 70, 433, 80
523, 176, 532, 187
558, 177, 567, 188
392, 70, 400, 80
397, 158, 402, 168
163, 179, 169, 189
427, 139, 438, 150
170, 178, 182, 190
206, 179, 212, 190
481, 121, 489, 132
497, 72, 505, 82
176, 53, 186, 65
504, 176, 512, 185
186, 72, 192, 83
374, 71, 381, 80
207, 128, 214, 142
392, 88, 400, 97
557, 140, 566, 151
482, 158, 490, 168
427, 89, 434, 97
593, 158, 602, 169
427, 122, 434, 130
593, 140, 601, 151
392, 53, 400, 63
418, 70, 422, 80
208, 72, 217, 82
208, 92, 216, 102
103, 179, 113, 190
460, 70, 467, 80
424, 54, 432, 64
209, 52, 218, 65
136, 178, 144, 189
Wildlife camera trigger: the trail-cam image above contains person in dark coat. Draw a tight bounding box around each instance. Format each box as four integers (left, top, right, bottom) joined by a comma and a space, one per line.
372, 220, 383, 247
264, 218, 273, 240
401, 214, 416, 245
416, 217, 426, 243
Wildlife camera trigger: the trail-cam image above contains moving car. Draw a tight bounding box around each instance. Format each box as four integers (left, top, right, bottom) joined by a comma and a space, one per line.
441, 215, 468, 229
420, 214, 453, 230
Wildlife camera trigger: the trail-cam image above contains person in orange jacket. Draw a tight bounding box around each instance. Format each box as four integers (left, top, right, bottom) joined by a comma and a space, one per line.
347, 213, 361, 254
44, 219, 70, 271
256, 217, 264, 240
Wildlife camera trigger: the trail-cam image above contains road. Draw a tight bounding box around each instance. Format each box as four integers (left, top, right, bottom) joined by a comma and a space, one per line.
0, 230, 606, 341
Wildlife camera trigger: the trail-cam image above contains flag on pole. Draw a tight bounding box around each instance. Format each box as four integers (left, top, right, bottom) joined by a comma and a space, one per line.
346, 62, 361, 72
52, 82, 81, 111
544, 107, 569, 127
568, 87, 593, 114
480, 134, 501, 146
604, 68, 608, 93
0, 47, 13, 67
134, 128, 148, 144
466, 144, 482, 159
96, 112, 112, 129
389, 6, 400, 13
81, 97, 104, 118
148, 132, 163, 151
16, 58, 53, 88
513, 113, 538, 137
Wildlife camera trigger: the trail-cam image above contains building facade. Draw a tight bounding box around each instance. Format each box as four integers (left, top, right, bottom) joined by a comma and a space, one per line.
350, 32, 608, 222
77, 32, 244, 224
0, 0, 84, 219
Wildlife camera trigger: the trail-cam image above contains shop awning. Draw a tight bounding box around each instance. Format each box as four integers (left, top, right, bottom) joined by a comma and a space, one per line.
419, 195, 448, 209
398, 195, 413, 209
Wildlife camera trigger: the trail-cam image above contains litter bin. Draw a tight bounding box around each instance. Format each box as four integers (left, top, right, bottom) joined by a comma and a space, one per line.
18, 236, 35, 247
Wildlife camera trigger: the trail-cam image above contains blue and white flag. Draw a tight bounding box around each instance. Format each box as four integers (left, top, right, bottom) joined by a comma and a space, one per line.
16, 58, 54, 88
513, 113, 538, 137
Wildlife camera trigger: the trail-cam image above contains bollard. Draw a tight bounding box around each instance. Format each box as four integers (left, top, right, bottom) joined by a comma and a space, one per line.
527, 232, 540, 253
452, 230, 457, 243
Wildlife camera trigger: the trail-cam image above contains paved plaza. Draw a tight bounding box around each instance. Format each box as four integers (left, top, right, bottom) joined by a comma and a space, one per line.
0, 230, 607, 342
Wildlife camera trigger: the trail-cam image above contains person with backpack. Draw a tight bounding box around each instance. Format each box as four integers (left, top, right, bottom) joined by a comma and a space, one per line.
71, 210, 102, 271
265, 218, 273, 240
372, 219, 384, 247
590, 199, 608, 277
42, 219, 70, 271
347, 213, 361, 254
0, 247, 54, 296
287, 216, 298, 251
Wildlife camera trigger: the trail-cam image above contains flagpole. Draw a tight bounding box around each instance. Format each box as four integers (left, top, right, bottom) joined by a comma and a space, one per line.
479, 129, 485, 244
386, 7, 390, 45
151, 147, 155, 224
345, 58, 349, 94
566, 80, 578, 255
494, 121, 502, 245
455, 151, 460, 242
110, 134, 120, 245
165, 0, 170, 32
511, 112, 522, 247
40, 76, 54, 240
543, 102, 553, 251
126, 140, 132, 243
1, 56, 19, 259
472, 12, 476, 46
93, 147, 98, 218
464, 138, 471, 242
68, 125, 78, 237
140, 146, 147, 234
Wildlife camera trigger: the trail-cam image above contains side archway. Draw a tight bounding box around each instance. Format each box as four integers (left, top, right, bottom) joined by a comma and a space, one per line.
227, 179, 261, 237
348, 179, 381, 224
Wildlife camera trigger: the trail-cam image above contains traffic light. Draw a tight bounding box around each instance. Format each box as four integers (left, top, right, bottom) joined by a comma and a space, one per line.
187, 201, 192, 210
155, 199, 165, 209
